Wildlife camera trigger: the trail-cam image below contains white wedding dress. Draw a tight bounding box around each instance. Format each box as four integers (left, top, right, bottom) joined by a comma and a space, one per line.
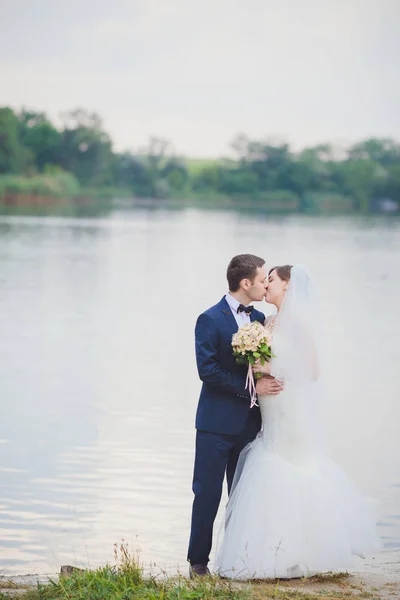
214, 267, 380, 580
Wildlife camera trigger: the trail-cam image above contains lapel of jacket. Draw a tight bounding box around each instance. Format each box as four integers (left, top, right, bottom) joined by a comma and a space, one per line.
250, 309, 261, 323
220, 296, 239, 335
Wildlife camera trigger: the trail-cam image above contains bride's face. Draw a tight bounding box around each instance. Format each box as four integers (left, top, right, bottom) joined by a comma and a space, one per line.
265, 269, 288, 305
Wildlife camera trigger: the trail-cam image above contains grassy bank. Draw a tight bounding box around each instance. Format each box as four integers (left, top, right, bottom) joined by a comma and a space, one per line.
0, 174, 132, 202
0, 568, 359, 600
0, 173, 370, 216
0, 174, 391, 216
1, 544, 391, 600
0, 173, 80, 197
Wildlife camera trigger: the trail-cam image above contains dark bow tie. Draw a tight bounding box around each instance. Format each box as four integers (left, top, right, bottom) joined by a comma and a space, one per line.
237, 304, 254, 315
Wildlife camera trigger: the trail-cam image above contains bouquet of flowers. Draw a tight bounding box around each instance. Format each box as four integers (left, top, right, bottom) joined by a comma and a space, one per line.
232, 321, 274, 407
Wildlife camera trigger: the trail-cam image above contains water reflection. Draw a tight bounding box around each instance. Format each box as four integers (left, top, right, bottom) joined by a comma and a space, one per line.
0, 209, 399, 574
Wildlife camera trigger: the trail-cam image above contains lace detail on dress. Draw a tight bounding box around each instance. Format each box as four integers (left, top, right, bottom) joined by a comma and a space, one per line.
264, 314, 277, 333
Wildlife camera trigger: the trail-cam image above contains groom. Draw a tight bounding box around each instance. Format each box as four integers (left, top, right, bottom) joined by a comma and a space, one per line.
187, 254, 283, 576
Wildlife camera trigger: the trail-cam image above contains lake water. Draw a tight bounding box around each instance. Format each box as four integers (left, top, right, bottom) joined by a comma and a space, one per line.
0, 208, 399, 576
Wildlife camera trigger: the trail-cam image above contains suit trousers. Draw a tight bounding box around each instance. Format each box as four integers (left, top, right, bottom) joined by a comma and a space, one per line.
187, 412, 260, 566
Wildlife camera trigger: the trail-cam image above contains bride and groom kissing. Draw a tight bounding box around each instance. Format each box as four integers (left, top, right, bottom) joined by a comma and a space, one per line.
187, 254, 379, 580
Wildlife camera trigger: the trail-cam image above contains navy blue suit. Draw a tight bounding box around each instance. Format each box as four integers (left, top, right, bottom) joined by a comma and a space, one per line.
187, 297, 265, 566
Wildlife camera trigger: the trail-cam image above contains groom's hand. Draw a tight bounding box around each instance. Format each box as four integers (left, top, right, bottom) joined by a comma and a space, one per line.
256, 376, 283, 396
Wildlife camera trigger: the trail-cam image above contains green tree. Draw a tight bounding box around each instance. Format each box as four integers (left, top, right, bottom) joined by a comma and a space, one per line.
333, 159, 383, 212
219, 169, 259, 195
232, 138, 291, 191
18, 110, 62, 170
348, 138, 400, 168
192, 164, 223, 193
378, 164, 400, 202
138, 137, 174, 197
0, 107, 32, 174
57, 109, 113, 185
276, 161, 320, 195
162, 157, 188, 193
297, 145, 336, 191
112, 152, 153, 197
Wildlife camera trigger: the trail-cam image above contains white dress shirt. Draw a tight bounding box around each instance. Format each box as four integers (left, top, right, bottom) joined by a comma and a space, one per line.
225, 293, 252, 328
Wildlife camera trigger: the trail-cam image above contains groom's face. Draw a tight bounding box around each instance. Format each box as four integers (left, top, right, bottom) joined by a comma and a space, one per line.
246, 266, 268, 302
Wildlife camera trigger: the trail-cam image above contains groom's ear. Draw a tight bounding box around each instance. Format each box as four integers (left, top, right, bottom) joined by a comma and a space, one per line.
241, 278, 251, 291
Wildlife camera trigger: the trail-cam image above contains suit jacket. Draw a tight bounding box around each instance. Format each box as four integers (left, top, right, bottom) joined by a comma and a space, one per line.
194, 296, 265, 435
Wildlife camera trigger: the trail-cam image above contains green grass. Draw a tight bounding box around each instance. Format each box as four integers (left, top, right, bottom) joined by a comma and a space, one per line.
0, 173, 80, 197
185, 158, 235, 176
0, 175, 132, 201
0, 545, 374, 600
0, 568, 250, 600
0, 576, 374, 600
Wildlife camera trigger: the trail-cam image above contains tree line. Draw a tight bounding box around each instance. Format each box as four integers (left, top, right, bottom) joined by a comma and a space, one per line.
1, 106, 399, 211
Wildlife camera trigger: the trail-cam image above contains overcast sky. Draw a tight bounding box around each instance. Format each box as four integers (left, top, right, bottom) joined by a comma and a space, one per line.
1, 0, 399, 156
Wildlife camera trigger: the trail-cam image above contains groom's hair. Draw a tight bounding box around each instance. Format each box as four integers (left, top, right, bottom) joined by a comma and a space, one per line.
227, 254, 265, 292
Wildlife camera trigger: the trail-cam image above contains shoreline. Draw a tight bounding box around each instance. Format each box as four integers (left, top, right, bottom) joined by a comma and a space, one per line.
1, 190, 398, 216
1, 551, 400, 599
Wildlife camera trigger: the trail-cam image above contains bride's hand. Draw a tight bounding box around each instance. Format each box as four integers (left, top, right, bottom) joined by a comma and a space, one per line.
252, 361, 271, 375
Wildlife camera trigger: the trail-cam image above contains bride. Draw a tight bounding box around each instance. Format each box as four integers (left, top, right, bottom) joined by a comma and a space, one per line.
214, 265, 380, 579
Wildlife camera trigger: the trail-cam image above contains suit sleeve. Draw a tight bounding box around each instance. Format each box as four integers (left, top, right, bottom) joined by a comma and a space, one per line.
195, 313, 250, 399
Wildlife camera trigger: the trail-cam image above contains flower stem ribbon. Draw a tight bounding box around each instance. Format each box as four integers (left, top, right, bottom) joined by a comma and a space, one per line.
245, 363, 258, 408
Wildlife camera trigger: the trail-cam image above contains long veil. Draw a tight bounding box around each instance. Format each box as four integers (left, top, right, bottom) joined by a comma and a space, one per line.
270, 265, 324, 386
268, 264, 327, 457
215, 266, 327, 562
214, 266, 381, 575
